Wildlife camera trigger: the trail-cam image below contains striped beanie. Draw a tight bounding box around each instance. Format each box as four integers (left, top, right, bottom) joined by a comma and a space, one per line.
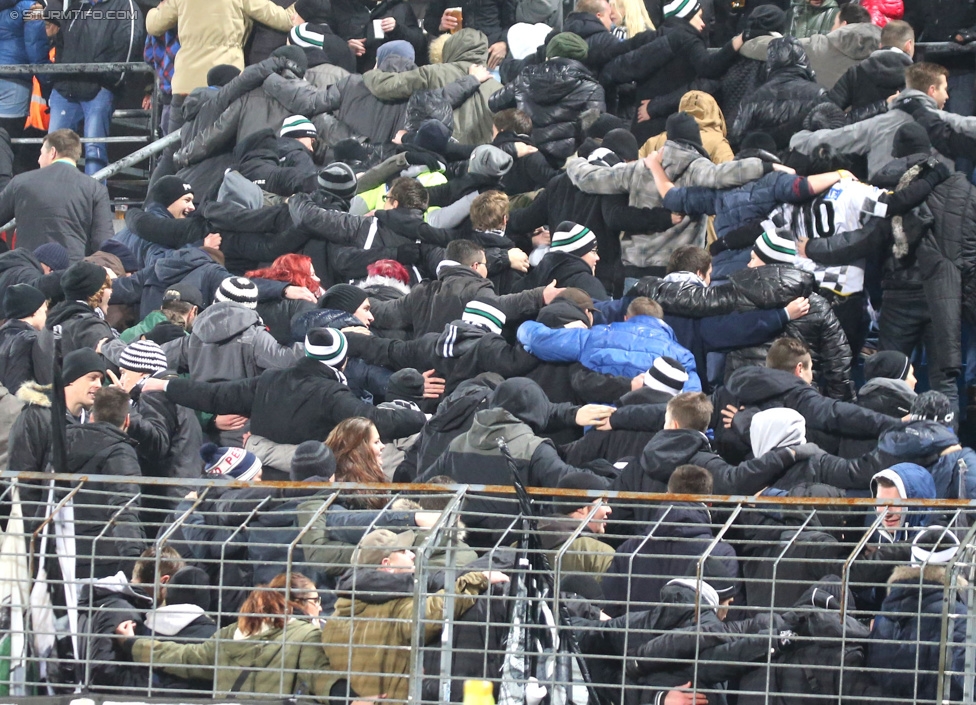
317, 162, 358, 200
551, 221, 597, 256
663, 0, 701, 20
289, 22, 325, 48
305, 327, 348, 368
753, 230, 797, 265
200, 443, 262, 483
214, 277, 259, 308
643, 356, 688, 396
119, 340, 169, 374
281, 115, 317, 140
461, 300, 506, 335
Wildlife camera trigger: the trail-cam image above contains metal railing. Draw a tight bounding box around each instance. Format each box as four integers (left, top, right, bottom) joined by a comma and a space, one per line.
2, 472, 976, 704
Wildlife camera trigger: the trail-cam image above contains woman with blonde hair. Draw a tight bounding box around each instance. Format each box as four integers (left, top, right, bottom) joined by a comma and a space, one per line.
326, 417, 388, 508
116, 572, 355, 701
611, 0, 655, 39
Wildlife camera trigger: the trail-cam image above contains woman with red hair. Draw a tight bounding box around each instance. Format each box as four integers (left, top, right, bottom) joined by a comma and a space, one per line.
246, 254, 323, 344
246, 254, 324, 297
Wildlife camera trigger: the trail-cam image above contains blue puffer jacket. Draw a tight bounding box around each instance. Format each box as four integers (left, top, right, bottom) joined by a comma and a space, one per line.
867, 462, 936, 544
879, 420, 976, 500
0, 0, 48, 78
517, 315, 701, 387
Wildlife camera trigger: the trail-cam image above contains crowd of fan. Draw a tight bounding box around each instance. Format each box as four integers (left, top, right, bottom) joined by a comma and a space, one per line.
1, 0, 976, 702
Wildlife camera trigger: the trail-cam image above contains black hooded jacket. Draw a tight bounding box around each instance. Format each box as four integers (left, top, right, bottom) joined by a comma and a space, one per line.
513, 250, 608, 301
417, 379, 608, 548
610, 428, 797, 530
827, 48, 912, 124
65, 422, 146, 580
714, 366, 901, 459
46, 301, 116, 357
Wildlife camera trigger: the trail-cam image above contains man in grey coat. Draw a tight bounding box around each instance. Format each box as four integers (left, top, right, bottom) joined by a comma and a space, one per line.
790, 62, 976, 178
0, 129, 114, 263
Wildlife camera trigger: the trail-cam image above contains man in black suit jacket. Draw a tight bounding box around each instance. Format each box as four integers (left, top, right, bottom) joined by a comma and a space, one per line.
0, 129, 114, 264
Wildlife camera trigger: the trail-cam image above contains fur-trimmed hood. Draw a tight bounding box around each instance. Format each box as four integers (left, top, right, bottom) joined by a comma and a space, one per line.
358, 274, 411, 298
16, 381, 51, 408
889, 563, 968, 589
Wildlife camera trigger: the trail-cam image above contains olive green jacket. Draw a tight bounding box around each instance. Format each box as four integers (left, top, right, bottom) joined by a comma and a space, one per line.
130, 620, 336, 699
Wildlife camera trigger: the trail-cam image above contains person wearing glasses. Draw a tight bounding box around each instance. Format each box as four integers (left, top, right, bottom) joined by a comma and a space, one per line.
511, 221, 608, 301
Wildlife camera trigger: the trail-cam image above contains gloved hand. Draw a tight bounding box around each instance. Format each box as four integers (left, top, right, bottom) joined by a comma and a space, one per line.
955, 27, 976, 44
921, 158, 953, 187
396, 243, 421, 266
893, 96, 931, 119
404, 149, 443, 171
790, 442, 823, 461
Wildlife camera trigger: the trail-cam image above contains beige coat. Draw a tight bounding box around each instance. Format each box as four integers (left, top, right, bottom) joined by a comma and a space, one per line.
639, 91, 734, 164
146, 0, 295, 95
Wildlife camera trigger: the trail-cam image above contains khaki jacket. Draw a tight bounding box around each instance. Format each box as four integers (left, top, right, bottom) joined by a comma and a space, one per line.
146, 0, 294, 94
322, 570, 488, 702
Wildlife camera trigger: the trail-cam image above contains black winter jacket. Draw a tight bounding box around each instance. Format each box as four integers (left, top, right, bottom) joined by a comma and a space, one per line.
489, 58, 605, 166
46, 301, 117, 357
731, 38, 828, 149
636, 265, 854, 399
0, 320, 52, 395
0, 249, 63, 302
127, 373, 203, 510
738, 577, 879, 705
370, 264, 544, 339
65, 422, 145, 580
164, 357, 426, 446
492, 131, 559, 196
716, 366, 901, 458
827, 48, 912, 124
52, 0, 144, 101
631, 19, 738, 142
601, 503, 739, 616
513, 250, 608, 301
77, 577, 154, 691
347, 321, 540, 396
394, 379, 494, 482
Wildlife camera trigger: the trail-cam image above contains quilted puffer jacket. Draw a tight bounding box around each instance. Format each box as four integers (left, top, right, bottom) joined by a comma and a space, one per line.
489, 57, 605, 166
732, 36, 828, 149
635, 264, 853, 399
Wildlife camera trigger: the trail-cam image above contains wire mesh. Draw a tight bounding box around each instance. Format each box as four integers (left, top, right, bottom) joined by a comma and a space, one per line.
1, 472, 975, 705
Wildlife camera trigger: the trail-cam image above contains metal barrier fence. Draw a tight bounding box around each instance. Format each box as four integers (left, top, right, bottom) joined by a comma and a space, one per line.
1, 473, 976, 705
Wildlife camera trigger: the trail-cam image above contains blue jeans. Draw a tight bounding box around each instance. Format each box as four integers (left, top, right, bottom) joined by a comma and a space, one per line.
48, 87, 114, 176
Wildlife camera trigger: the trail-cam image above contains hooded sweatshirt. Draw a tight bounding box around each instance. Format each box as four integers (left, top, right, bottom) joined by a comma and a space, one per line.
640, 91, 735, 164
869, 463, 937, 543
